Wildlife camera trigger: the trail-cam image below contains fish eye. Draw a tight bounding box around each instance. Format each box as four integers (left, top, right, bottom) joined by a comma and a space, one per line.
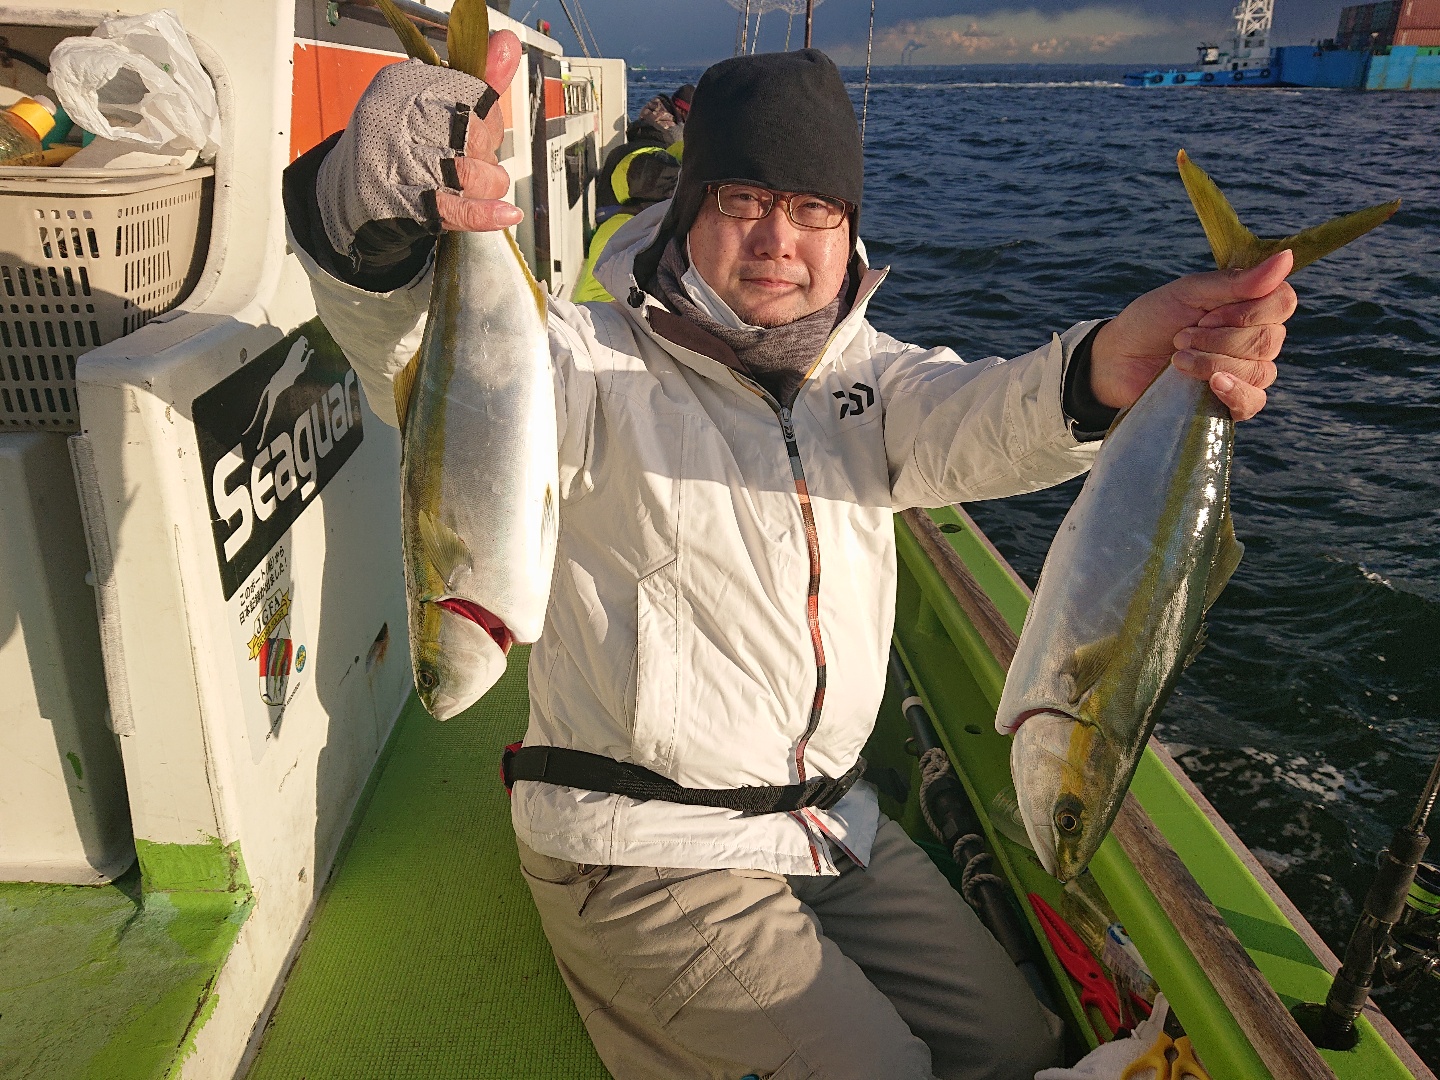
1055, 807, 1082, 834
417, 670, 438, 690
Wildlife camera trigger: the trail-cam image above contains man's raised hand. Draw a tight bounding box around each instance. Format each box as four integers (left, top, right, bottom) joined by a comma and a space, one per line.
437, 30, 523, 232
315, 29, 526, 272
1089, 249, 1298, 422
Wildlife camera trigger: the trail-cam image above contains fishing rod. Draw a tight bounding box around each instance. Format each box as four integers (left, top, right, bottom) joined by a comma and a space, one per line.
860, 0, 875, 145
888, 648, 1057, 1012
554, 0, 591, 57
1293, 745, 1440, 1050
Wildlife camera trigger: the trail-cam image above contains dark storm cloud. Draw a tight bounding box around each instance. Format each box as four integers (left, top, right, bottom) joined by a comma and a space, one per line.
519, 0, 1346, 66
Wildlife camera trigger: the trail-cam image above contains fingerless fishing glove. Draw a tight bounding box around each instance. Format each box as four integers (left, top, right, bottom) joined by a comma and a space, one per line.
313, 58, 499, 283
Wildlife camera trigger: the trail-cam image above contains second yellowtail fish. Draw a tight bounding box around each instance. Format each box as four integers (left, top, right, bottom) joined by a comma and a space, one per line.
998, 151, 1398, 881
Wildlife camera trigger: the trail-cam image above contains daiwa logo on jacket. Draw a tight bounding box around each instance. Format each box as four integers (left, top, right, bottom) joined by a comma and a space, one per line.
194, 318, 364, 598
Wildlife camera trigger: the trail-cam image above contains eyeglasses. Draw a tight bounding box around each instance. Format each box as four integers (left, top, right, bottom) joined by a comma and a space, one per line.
708, 183, 851, 231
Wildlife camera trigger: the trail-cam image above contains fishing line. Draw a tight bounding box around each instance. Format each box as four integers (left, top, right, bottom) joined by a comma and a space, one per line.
555, 0, 591, 56
572, 0, 602, 59
860, 0, 876, 145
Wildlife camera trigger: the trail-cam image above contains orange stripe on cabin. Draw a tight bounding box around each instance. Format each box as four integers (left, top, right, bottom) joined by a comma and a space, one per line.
544, 76, 565, 120
499, 80, 514, 129
291, 41, 517, 162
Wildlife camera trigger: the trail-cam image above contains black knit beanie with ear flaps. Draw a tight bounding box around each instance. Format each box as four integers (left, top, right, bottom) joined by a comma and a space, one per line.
632, 49, 864, 288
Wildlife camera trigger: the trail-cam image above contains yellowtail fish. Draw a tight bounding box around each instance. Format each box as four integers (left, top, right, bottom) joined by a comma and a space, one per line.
378, 0, 557, 720
999, 151, 1399, 881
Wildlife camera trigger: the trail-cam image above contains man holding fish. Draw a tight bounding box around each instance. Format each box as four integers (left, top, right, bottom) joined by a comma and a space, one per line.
284, 22, 1299, 1080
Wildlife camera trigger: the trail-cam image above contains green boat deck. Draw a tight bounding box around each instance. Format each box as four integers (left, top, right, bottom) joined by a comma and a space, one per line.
0, 851, 251, 1078
246, 648, 606, 1080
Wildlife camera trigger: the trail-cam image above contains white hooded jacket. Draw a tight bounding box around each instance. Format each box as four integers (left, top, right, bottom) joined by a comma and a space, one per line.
291, 201, 1104, 875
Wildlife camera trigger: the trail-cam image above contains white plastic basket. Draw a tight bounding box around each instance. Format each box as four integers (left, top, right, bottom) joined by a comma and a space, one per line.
0, 165, 212, 431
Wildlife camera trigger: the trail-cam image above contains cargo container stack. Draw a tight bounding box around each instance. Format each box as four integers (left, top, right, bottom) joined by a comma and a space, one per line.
1394, 0, 1440, 47
1336, 1, 1401, 50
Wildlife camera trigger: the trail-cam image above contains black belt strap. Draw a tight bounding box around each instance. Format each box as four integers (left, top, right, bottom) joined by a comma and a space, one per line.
502, 745, 867, 814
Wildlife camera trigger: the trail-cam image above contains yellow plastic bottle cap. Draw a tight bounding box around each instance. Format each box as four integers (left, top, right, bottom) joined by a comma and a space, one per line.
7, 98, 56, 141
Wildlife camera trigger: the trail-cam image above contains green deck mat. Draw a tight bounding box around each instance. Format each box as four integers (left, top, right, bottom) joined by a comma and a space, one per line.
0, 864, 251, 1079
246, 647, 609, 1080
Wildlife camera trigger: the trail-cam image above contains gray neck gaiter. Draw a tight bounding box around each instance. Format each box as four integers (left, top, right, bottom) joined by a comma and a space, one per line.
654, 237, 845, 408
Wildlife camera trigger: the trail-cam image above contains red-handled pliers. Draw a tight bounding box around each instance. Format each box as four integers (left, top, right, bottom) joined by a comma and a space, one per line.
1028, 892, 1123, 1041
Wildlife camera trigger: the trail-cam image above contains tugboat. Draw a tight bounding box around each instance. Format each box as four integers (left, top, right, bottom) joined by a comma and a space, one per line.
1125, 0, 1281, 86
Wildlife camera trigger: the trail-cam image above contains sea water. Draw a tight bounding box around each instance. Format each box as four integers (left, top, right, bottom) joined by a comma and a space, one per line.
631, 63, 1440, 1065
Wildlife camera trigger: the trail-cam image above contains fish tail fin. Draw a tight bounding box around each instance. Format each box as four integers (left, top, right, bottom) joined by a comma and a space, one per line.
1178, 149, 1400, 272
393, 349, 420, 434
1177, 149, 1264, 271
1272, 199, 1402, 274
374, 0, 443, 65
447, 0, 491, 79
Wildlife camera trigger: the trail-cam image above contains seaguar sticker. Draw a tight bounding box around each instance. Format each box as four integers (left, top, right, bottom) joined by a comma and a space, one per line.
194, 318, 363, 599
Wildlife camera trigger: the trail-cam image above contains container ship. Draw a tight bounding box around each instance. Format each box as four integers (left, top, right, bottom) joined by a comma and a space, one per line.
1126, 0, 1440, 89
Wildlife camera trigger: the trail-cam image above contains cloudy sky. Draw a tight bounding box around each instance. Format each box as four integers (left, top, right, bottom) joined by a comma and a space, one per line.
519, 0, 1346, 66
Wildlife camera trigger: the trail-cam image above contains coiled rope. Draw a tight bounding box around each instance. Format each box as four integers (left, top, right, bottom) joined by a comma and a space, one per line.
917, 747, 1007, 910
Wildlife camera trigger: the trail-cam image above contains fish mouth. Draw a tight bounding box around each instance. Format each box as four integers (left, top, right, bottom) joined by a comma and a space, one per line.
413, 627, 509, 721
433, 596, 515, 654
1009, 710, 1083, 878
1004, 706, 1078, 734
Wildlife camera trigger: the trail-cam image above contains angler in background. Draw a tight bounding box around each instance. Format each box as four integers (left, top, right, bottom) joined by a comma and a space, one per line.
283, 39, 1293, 1080
574, 83, 694, 302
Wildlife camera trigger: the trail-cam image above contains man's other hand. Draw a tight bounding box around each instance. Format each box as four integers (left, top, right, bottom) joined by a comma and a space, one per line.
437, 30, 523, 232
1089, 249, 1297, 422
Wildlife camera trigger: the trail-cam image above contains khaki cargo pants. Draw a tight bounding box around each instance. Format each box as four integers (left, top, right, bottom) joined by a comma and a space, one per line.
517, 817, 1062, 1080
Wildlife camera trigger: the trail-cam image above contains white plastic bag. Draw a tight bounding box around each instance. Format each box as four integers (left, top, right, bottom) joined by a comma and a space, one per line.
48, 9, 219, 163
